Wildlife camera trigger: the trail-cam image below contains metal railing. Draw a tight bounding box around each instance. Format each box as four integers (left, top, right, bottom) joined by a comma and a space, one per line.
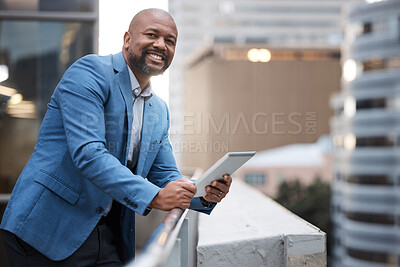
129, 168, 202, 267
1, 173, 327, 267
127, 208, 190, 267
130, 178, 327, 267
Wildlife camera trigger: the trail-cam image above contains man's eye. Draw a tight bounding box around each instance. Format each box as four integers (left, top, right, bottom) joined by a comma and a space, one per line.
146, 33, 156, 37
166, 39, 175, 45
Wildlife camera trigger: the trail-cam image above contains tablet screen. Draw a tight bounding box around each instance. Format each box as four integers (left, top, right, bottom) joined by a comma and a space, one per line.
194, 151, 256, 197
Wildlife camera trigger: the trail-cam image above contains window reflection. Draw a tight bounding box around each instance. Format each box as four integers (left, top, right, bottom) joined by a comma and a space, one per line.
361, 57, 400, 73
346, 211, 394, 225
363, 58, 386, 72
0, 20, 93, 118
0, 0, 94, 12
348, 248, 397, 264
362, 22, 372, 34
333, 135, 396, 149
345, 174, 392, 185
356, 136, 395, 147
335, 95, 400, 116
0, 20, 94, 193
356, 98, 386, 110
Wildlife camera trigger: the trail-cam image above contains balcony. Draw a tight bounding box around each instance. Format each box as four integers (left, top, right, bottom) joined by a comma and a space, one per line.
0, 172, 326, 266
0, 176, 326, 266
130, 178, 326, 267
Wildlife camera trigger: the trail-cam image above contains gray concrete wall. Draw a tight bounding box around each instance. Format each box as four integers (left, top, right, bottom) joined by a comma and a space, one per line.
197, 179, 326, 266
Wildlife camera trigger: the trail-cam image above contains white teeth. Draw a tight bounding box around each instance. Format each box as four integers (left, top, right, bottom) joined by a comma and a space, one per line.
149, 54, 162, 60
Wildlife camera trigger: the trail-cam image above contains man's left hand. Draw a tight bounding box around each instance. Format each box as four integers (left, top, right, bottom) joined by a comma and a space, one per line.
202, 174, 232, 203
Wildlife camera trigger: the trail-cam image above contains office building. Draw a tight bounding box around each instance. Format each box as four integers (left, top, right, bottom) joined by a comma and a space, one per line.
168, 0, 349, 165
181, 45, 341, 171
330, 0, 400, 266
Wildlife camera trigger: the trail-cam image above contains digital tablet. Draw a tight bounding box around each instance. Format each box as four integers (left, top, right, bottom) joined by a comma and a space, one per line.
194, 151, 256, 197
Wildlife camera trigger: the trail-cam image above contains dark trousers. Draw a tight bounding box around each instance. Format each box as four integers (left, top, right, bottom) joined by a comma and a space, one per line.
2, 217, 122, 267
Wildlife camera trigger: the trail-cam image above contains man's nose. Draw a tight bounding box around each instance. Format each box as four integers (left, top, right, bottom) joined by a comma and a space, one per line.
153, 37, 166, 51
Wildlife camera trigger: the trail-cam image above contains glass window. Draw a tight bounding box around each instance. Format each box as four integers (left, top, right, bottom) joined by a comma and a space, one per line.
361, 57, 400, 73
348, 248, 397, 264
214, 36, 235, 43
345, 174, 393, 185
356, 136, 395, 147
363, 58, 386, 72
246, 37, 268, 44
335, 135, 396, 149
237, 5, 341, 14
0, 19, 94, 193
0, 0, 95, 12
245, 173, 266, 185
362, 22, 372, 34
241, 19, 334, 28
346, 211, 394, 225
356, 98, 386, 110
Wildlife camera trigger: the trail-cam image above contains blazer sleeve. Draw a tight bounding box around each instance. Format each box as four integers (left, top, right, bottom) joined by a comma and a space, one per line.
146, 102, 216, 214
56, 55, 160, 216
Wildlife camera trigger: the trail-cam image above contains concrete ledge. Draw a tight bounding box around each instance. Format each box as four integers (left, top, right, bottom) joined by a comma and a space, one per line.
197, 179, 326, 266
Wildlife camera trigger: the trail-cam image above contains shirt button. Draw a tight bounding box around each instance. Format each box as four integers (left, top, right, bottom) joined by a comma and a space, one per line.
133, 89, 139, 95
96, 207, 104, 214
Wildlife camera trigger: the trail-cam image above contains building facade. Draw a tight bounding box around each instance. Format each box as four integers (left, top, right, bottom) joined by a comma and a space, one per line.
0, 2, 98, 260
181, 45, 341, 171
168, 0, 349, 165
330, 0, 400, 266
235, 136, 333, 198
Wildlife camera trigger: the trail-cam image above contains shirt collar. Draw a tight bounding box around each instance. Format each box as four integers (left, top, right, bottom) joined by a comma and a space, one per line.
127, 64, 153, 99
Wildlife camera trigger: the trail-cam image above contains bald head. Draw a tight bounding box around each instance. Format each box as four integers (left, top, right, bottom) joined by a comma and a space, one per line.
122, 8, 178, 86
128, 8, 177, 35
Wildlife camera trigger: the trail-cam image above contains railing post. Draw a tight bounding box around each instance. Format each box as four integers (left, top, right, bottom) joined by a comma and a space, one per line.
165, 238, 181, 267
126, 169, 201, 267
186, 210, 198, 267
178, 218, 189, 267
165, 216, 189, 267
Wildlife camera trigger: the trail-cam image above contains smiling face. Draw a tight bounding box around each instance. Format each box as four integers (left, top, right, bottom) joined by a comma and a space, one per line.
123, 9, 178, 78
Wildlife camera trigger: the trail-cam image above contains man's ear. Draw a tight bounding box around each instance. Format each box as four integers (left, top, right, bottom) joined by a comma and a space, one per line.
123, 31, 131, 50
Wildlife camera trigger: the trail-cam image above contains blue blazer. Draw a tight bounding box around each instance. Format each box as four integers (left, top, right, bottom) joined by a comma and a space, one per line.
0, 52, 213, 262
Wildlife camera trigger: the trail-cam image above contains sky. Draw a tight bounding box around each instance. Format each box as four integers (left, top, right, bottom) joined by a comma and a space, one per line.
98, 0, 169, 104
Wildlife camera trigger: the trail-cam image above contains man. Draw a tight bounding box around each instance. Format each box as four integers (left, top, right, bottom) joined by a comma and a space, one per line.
1, 8, 231, 266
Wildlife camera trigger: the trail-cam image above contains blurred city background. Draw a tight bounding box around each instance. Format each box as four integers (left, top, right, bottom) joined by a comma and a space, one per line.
0, 0, 399, 266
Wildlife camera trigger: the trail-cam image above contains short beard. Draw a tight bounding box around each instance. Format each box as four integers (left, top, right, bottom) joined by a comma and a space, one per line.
128, 49, 168, 76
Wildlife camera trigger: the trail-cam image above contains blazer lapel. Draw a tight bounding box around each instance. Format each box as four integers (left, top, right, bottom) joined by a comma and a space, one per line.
112, 52, 133, 163
136, 97, 156, 176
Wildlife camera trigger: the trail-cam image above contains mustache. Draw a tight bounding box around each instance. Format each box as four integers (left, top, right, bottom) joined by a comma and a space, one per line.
142, 48, 168, 61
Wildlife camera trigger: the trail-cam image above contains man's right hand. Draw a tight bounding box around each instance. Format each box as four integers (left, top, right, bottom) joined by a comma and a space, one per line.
149, 178, 196, 211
